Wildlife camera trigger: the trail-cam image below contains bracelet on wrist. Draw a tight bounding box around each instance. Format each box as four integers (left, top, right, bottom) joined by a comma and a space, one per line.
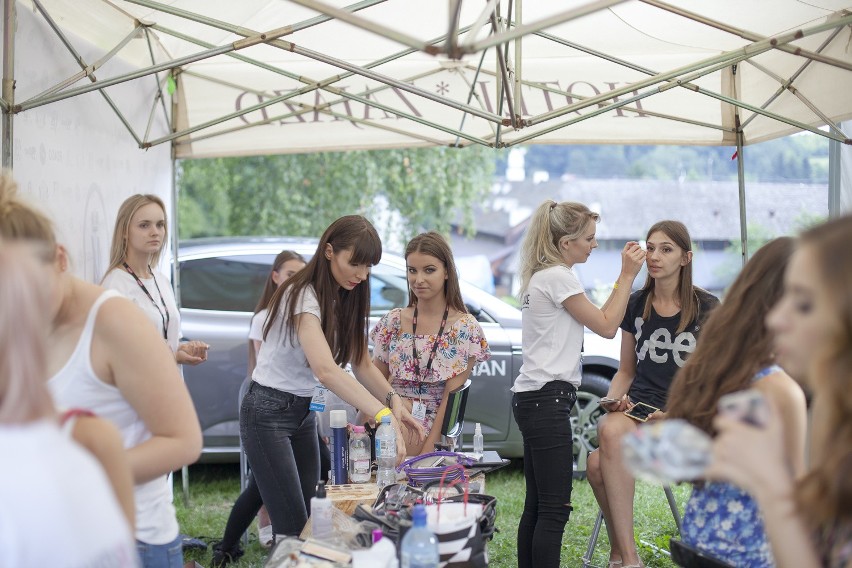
613, 282, 619, 289
385, 389, 397, 409
375, 407, 392, 423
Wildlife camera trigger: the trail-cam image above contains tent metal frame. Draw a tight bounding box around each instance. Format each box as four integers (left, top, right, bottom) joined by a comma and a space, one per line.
1, 0, 850, 258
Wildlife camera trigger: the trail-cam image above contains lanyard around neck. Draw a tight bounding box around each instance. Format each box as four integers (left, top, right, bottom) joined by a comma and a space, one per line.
123, 262, 170, 341
411, 303, 449, 382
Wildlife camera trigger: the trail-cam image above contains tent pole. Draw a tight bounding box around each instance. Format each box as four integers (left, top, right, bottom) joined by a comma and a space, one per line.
736, 129, 748, 266
2, 0, 14, 169
461, 0, 629, 54
491, 12, 517, 128
525, 13, 852, 127
739, 28, 841, 133
454, 48, 491, 145
828, 123, 842, 218
30, 0, 143, 145
641, 0, 852, 73
734, 61, 749, 267
513, 0, 522, 127
471, 65, 731, 134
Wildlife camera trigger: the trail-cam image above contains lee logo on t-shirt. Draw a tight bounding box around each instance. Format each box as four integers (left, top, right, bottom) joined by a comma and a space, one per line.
634, 318, 698, 367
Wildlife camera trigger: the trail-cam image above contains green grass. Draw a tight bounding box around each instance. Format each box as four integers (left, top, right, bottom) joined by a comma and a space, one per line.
176, 462, 688, 567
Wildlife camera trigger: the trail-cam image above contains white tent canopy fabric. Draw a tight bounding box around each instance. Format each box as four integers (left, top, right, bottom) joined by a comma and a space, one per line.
12, 0, 852, 158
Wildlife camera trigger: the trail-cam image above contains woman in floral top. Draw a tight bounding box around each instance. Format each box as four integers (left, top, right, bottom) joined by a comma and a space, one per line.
371, 232, 490, 455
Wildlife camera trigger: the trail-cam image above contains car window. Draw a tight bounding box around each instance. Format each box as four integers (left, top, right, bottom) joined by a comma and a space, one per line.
370, 264, 408, 316
180, 254, 275, 311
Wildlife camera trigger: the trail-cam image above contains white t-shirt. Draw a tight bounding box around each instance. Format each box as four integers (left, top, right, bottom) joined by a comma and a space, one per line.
0, 420, 139, 568
249, 308, 268, 343
512, 265, 585, 392
102, 268, 180, 354
252, 285, 323, 397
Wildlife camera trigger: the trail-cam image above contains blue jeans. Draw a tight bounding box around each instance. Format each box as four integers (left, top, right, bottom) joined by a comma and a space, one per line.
512, 381, 577, 568
240, 381, 319, 536
136, 534, 182, 568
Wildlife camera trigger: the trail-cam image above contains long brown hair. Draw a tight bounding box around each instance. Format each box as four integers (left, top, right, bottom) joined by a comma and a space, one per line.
640, 220, 699, 333
405, 232, 466, 314
102, 194, 168, 280
264, 216, 381, 366
518, 199, 600, 295
795, 216, 852, 529
666, 237, 795, 435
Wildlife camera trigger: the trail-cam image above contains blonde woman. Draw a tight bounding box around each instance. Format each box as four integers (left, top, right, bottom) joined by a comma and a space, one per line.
0, 178, 202, 568
102, 194, 208, 366
512, 200, 645, 568
0, 243, 138, 567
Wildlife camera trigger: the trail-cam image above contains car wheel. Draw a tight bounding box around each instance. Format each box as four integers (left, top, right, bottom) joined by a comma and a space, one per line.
571, 371, 610, 479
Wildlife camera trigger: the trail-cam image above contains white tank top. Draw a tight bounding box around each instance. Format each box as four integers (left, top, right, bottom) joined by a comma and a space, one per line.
47, 290, 179, 545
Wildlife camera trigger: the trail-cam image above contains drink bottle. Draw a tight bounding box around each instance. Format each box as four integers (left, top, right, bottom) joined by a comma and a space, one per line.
348, 424, 371, 483
375, 414, 397, 488
400, 504, 439, 568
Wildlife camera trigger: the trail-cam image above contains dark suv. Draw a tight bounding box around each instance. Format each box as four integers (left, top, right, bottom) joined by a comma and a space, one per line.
178, 237, 620, 475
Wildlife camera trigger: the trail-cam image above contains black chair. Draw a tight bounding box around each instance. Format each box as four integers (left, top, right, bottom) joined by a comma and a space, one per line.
670, 539, 736, 568
436, 378, 472, 452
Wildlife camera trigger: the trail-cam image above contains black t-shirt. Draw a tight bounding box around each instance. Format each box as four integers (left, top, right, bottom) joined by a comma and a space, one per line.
620, 288, 719, 410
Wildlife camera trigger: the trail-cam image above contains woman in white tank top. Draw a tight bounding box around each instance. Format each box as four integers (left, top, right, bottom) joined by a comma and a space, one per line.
0, 175, 202, 568
0, 243, 139, 568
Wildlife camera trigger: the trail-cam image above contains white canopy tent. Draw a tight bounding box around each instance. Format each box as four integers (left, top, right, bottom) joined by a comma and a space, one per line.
8, 0, 852, 157
2, 0, 851, 265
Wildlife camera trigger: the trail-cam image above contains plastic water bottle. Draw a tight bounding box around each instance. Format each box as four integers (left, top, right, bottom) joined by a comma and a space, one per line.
375, 414, 397, 488
473, 422, 484, 457
400, 504, 439, 568
330, 409, 348, 485
310, 481, 334, 541
349, 425, 371, 483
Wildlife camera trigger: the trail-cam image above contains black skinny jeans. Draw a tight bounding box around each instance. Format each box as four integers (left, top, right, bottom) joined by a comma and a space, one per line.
218, 432, 330, 549
238, 381, 320, 537
512, 381, 577, 568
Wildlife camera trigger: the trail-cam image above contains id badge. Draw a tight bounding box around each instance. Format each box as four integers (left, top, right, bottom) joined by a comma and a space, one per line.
412, 401, 427, 422
309, 385, 328, 412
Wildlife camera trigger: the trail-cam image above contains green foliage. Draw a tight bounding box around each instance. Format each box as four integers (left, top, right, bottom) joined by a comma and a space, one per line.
177, 147, 494, 243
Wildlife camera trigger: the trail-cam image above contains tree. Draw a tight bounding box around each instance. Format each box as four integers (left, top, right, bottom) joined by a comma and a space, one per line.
177, 147, 494, 243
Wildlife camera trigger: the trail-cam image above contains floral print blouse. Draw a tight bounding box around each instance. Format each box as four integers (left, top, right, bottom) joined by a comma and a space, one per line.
370, 308, 490, 435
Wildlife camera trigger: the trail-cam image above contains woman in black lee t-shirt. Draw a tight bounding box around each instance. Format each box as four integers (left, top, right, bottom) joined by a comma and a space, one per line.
587, 220, 719, 568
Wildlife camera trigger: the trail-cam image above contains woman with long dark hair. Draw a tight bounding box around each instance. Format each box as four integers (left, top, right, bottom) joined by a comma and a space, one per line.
587, 220, 719, 568
212, 216, 422, 566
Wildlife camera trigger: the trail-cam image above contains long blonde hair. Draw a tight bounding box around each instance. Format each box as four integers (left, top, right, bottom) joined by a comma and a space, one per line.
0, 243, 55, 424
518, 200, 599, 294
102, 194, 168, 280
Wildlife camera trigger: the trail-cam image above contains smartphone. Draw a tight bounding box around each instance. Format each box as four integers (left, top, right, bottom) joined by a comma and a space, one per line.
624, 401, 659, 422
717, 389, 768, 427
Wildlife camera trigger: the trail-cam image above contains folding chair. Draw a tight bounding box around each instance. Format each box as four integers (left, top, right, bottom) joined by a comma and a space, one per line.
581, 484, 682, 568
435, 378, 472, 453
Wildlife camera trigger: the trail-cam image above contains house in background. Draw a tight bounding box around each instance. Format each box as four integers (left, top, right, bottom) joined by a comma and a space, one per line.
451, 177, 827, 301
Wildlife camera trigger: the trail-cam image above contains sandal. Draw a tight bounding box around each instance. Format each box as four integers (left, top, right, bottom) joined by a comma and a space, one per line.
608, 562, 623, 568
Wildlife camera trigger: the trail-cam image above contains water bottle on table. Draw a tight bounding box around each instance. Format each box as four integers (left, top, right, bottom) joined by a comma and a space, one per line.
349, 424, 371, 483
375, 414, 397, 488
401, 504, 439, 568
